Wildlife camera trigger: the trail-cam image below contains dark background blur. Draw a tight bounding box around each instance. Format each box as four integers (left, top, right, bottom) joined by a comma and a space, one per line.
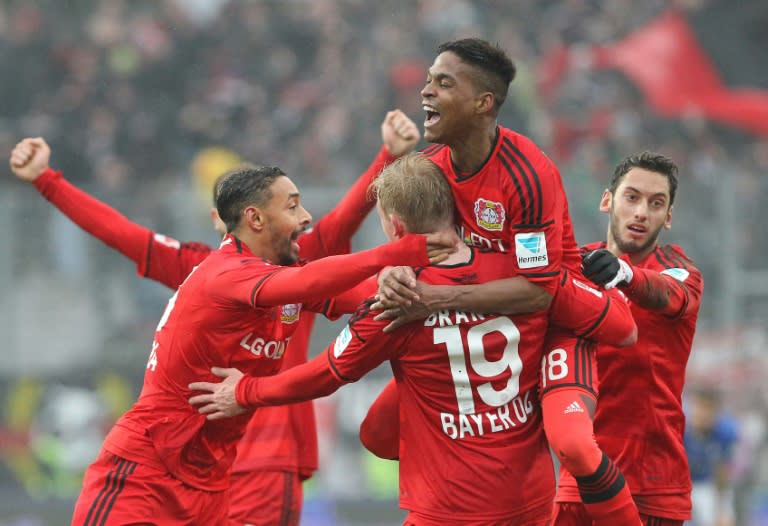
1, 1, 767, 524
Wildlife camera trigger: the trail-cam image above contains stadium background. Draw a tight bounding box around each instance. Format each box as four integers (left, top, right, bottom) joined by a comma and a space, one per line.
1, 0, 767, 524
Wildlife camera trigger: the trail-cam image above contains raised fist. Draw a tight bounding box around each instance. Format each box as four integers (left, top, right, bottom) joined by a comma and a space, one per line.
381, 109, 420, 158
10, 137, 51, 182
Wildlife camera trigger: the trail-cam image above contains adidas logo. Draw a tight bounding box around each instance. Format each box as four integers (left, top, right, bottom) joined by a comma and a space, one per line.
564, 401, 584, 414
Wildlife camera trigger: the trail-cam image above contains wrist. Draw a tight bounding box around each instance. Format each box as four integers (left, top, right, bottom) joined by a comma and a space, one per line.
426, 284, 459, 312
391, 234, 429, 267
32, 167, 60, 191
619, 265, 646, 295
378, 144, 398, 164
235, 375, 261, 409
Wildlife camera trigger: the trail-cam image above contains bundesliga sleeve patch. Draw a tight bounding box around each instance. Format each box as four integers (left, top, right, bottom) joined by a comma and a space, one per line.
514, 232, 549, 269
660, 267, 690, 282
153, 233, 181, 249
333, 325, 353, 357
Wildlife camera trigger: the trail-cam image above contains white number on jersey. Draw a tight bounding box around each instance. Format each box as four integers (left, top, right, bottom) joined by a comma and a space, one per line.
148, 265, 200, 371
540, 348, 569, 387
433, 317, 522, 415
146, 341, 159, 372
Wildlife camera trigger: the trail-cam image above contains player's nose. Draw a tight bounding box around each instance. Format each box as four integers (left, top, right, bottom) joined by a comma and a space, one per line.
300, 206, 312, 226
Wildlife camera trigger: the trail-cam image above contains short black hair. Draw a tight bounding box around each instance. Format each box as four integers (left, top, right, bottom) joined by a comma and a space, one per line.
437, 38, 516, 112
216, 166, 285, 232
609, 152, 679, 206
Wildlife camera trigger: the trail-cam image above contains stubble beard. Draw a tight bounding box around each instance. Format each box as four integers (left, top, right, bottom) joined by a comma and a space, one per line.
609, 214, 663, 255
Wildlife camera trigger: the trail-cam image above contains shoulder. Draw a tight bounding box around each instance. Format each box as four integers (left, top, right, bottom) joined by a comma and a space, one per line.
653, 244, 701, 276
179, 241, 214, 254
498, 127, 553, 164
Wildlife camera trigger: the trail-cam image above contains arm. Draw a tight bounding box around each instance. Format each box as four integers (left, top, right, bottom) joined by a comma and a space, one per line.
550, 271, 637, 347
185, 358, 344, 420
10, 137, 208, 289
319, 276, 378, 318
189, 304, 398, 419
582, 248, 702, 318
415, 277, 552, 314
372, 266, 552, 331
254, 233, 454, 306
299, 110, 420, 260
360, 378, 400, 460
11, 138, 152, 264
620, 267, 692, 316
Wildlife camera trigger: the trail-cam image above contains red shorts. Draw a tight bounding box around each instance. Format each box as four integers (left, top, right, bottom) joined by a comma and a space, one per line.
403, 500, 552, 526
539, 327, 598, 398
71, 449, 228, 526
551, 502, 683, 526
227, 469, 303, 526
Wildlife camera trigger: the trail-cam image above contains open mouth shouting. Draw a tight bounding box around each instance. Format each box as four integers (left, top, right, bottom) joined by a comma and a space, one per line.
423, 104, 441, 128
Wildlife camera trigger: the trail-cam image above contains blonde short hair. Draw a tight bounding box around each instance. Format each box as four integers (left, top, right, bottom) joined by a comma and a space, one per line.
370, 153, 455, 233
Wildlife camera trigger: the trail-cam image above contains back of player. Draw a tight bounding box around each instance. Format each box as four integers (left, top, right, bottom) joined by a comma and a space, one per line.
388, 255, 553, 524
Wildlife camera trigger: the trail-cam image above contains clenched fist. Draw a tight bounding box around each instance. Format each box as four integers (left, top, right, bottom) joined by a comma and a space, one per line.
381, 109, 420, 158
9, 137, 51, 182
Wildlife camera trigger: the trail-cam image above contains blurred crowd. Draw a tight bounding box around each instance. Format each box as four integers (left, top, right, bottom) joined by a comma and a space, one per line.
2, 0, 768, 523
2, 0, 767, 324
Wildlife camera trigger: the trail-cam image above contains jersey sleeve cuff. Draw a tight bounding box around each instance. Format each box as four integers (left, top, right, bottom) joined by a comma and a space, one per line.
235, 375, 261, 409
32, 167, 62, 194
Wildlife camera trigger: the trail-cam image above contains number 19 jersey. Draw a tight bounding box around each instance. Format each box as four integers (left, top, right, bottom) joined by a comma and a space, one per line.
327, 249, 553, 523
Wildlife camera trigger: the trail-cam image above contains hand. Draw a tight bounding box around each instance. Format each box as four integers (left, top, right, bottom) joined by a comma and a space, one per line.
374, 266, 419, 308
424, 231, 458, 264
188, 367, 248, 421
373, 292, 431, 333
381, 109, 420, 157
10, 137, 51, 182
581, 249, 633, 289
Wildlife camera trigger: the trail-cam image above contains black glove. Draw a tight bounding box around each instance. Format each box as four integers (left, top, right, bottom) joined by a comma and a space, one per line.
581, 249, 633, 288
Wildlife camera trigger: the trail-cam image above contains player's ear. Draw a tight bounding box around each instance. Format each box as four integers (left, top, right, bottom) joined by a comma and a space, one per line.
475, 92, 495, 114
210, 208, 227, 237
664, 205, 673, 230
390, 213, 406, 239
598, 189, 612, 213
243, 205, 266, 232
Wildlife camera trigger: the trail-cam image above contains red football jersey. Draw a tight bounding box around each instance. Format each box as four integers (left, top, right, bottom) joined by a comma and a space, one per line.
557, 242, 703, 520
327, 249, 554, 523
134, 198, 362, 479
422, 126, 581, 293
103, 235, 323, 490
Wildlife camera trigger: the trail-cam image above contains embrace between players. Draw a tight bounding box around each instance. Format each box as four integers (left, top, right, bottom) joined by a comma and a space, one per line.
11, 38, 702, 526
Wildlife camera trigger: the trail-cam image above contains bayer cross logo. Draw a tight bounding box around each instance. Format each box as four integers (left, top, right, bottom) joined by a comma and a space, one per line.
474, 198, 506, 231
514, 232, 548, 269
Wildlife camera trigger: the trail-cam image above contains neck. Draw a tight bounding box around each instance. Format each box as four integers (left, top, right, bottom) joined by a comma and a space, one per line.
449, 120, 497, 173
231, 229, 270, 260
426, 227, 469, 265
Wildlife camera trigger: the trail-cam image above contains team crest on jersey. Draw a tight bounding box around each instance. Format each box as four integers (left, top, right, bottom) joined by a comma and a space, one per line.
280, 304, 301, 324
660, 268, 690, 282
474, 198, 506, 232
